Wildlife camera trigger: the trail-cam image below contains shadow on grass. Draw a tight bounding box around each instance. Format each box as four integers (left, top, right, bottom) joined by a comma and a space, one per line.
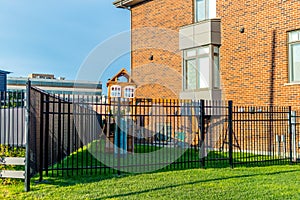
35, 141, 298, 190
50, 144, 291, 171
101, 169, 300, 199
33, 164, 299, 191
33, 173, 121, 188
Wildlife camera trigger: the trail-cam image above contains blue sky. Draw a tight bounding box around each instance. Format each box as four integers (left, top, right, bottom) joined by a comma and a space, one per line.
0, 0, 131, 89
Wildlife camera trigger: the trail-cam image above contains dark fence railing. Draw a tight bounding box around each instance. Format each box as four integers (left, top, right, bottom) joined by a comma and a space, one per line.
232, 106, 292, 166
2, 85, 299, 192
293, 111, 300, 162
29, 87, 102, 178
26, 87, 300, 179
28, 87, 42, 179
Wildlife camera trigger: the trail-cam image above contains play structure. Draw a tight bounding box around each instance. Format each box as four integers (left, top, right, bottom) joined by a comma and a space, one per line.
101, 99, 229, 155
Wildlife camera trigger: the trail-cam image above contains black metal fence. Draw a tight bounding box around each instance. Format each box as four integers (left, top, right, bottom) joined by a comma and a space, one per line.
1, 85, 299, 192
26, 86, 300, 179
292, 111, 300, 162
29, 87, 102, 179
232, 106, 295, 166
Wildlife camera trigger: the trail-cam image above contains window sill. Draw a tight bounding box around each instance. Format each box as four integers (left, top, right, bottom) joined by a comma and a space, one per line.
183, 88, 221, 91
184, 88, 210, 92
284, 82, 300, 86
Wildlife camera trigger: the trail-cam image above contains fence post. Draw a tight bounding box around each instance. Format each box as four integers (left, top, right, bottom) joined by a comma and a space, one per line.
24, 80, 31, 192
288, 106, 293, 164
38, 93, 44, 182
291, 111, 297, 162
228, 101, 233, 168
200, 100, 205, 168
117, 97, 121, 175
44, 94, 50, 176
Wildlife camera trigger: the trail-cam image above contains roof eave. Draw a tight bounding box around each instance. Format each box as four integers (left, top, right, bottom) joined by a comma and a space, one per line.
0, 70, 11, 75
113, 0, 147, 9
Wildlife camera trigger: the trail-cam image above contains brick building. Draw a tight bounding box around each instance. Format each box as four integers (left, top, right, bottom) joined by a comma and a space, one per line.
7, 73, 102, 97
113, 0, 300, 108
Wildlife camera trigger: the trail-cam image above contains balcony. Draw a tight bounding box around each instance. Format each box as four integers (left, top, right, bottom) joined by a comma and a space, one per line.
179, 19, 222, 101
179, 19, 221, 50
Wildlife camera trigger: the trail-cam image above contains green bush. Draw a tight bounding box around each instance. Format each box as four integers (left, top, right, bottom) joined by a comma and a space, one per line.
0, 145, 25, 157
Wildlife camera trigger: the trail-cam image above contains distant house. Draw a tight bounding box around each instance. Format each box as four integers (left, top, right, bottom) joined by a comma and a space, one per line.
0, 70, 10, 92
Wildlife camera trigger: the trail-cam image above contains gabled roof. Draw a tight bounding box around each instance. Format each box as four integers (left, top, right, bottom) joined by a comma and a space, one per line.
113, 0, 147, 9
0, 70, 11, 75
107, 68, 135, 87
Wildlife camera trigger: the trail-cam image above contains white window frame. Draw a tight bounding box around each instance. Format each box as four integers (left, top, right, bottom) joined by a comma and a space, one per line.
110, 85, 121, 97
183, 45, 220, 91
185, 59, 197, 90
124, 86, 135, 98
195, 0, 216, 22
289, 30, 300, 83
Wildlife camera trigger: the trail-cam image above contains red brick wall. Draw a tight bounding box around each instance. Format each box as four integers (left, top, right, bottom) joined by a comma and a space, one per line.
218, 0, 300, 109
130, 0, 300, 109
131, 0, 193, 99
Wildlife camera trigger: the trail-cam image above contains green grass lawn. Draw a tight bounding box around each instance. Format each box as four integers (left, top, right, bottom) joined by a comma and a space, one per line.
47, 140, 288, 177
1, 165, 300, 200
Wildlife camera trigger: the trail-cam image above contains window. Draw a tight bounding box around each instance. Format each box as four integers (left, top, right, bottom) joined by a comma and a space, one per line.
124, 86, 135, 98
183, 45, 220, 90
186, 59, 197, 90
195, 0, 216, 22
289, 30, 300, 82
110, 85, 121, 97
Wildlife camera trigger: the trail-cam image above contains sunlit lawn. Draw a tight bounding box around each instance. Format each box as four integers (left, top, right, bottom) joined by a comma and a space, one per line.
1, 165, 300, 200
